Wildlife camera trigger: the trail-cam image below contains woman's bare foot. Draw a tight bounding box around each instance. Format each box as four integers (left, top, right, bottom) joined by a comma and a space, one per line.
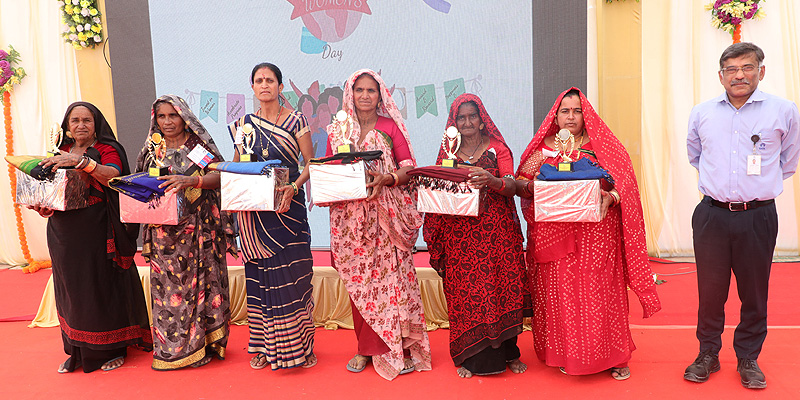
457, 366, 473, 378
302, 353, 318, 368
101, 356, 124, 371
507, 358, 527, 374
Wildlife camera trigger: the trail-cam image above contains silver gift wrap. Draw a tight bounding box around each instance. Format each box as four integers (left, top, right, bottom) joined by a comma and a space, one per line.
534, 179, 601, 222
15, 169, 91, 211
220, 168, 289, 211
119, 190, 185, 225
416, 184, 480, 217
308, 161, 369, 206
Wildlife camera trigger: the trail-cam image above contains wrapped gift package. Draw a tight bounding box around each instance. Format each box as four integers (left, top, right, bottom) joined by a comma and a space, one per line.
533, 179, 601, 222
220, 167, 290, 211
308, 161, 369, 206
417, 183, 480, 217
119, 190, 185, 225
15, 169, 91, 211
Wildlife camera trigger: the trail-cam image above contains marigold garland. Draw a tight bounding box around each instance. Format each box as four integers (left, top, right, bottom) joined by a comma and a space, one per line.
58, 0, 104, 50
2, 46, 50, 273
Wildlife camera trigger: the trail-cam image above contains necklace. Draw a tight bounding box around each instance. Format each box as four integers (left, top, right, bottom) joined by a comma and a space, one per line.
70, 138, 97, 154
254, 106, 283, 159
461, 136, 484, 161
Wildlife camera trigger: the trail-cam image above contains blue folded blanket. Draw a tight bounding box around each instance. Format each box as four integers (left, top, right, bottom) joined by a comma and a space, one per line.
537, 157, 613, 183
109, 172, 166, 203
207, 160, 282, 175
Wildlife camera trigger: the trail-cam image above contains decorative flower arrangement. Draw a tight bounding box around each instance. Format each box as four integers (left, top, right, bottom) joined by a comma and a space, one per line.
58, 0, 104, 50
0, 45, 26, 94
706, 0, 765, 36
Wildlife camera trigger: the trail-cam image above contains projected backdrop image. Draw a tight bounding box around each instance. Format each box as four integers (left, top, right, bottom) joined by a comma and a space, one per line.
148, 0, 534, 247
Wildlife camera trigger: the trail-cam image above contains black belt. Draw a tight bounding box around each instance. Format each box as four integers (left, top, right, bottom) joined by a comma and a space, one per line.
708, 197, 774, 211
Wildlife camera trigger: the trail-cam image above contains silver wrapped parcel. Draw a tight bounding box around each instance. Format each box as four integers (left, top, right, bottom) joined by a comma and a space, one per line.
220, 167, 290, 211
533, 179, 601, 222
417, 183, 480, 217
15, 169, 91, 211
308, 161, 369, 206
119, 190, 185, 225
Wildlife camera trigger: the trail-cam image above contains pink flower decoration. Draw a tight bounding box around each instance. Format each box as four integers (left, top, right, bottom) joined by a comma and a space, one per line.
170, 293, 182, 307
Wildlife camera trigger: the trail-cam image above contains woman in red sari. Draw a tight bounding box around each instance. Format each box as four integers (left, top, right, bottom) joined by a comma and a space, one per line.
423, 94, 527, 378
515, 88, 661, 379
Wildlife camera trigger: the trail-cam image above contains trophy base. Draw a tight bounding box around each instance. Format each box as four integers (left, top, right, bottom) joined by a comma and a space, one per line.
441, 159, 458, 169
239, 154, 256, 162
149, 166, 170, 177
557, 162, 573, 172
337, 144, 354, 153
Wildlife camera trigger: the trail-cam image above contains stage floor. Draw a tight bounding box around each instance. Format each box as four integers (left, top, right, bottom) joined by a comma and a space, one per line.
1, 256, 798, 399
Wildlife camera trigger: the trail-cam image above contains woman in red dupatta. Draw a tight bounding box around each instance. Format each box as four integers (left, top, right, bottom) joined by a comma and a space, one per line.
515, 88, 661, 379
423, 94, 527, 378
325, 69, 431, 380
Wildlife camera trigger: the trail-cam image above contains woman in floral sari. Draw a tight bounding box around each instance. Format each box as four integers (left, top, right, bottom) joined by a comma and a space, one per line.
136, 94, 237, 370
423, 93, 527, 378
515, 87, 661, 379
229, 63, 317, 370
325, 69, 431, 381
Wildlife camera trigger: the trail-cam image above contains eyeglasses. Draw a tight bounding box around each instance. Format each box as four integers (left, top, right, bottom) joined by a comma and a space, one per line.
720, 65, 761, 76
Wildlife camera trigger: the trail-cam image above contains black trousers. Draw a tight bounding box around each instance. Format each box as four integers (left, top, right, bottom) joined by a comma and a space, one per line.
692, 196, 777, 360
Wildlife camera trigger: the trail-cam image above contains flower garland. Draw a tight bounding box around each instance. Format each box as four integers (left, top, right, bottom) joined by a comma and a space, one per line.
706, 0, 765, 42
58, 0, 104, 50
2, 46, 49, 273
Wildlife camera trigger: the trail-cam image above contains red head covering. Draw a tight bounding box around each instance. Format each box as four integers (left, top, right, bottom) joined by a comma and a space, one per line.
519, 87, 660, 318
437, 93, 511, 164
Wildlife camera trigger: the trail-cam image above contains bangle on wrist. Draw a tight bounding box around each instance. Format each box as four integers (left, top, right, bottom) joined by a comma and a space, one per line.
194, 175, 203, 188
83, 159, 97, 173
290, 182, 299, 195
76, 156, 88, 170
389, 172, 399, 187
524, 180, 534, 197
492, 177, 506, 192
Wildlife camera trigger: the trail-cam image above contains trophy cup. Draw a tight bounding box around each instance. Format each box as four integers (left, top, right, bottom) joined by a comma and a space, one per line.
334, 110, 355, 153
147, 132, 170, 176
440, 126, 461, 168
237, 123, 256, 162
555, 128, 575, 172
47, 124, 63, 158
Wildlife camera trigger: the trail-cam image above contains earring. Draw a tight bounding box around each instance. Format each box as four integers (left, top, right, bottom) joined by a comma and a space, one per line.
66, 131, 73, 138
479, 124, 485, 130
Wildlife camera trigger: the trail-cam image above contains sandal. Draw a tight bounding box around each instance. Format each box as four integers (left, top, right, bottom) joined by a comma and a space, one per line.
250, 353, 268, 370
191, 356, 212, 368
57, 357, 80, 374
302, 353, 318, 369
346, 355, 370, 373
399, 358, 415, 375
611, 366, 631, 381
101, 356, 124, 372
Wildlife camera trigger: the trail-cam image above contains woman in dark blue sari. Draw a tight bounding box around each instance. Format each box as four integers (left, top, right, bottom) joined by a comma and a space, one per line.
227, 63, 317, 370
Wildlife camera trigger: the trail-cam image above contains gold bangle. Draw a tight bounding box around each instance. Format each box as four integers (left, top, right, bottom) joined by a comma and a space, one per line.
389, 172, 400, 187
83, 159, 97, 173
194, 175, 204, 188
290, 182, 299, 195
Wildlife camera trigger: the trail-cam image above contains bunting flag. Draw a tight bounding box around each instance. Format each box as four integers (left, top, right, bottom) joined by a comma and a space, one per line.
415, 83, 437, 118
444, 78, 465, 108
199, 90, 218, 122
226, 93, 245, 124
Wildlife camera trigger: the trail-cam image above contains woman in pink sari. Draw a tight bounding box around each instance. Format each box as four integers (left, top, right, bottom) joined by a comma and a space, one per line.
325, 69, 431, 380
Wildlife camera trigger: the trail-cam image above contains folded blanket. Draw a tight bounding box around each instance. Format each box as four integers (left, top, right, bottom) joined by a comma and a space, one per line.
537, 157, 614, 184
108, 172, 166, 202
5, 155, 59, 180
207, 159, 282, 175
308, 150, 383, 165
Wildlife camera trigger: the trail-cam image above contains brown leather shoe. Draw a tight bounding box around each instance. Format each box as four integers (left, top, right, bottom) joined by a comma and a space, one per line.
684, 350, 720, 383
737, 358, 766, 389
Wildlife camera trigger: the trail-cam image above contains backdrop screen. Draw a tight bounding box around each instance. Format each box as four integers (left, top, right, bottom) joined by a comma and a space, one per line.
148, 0, 533, 247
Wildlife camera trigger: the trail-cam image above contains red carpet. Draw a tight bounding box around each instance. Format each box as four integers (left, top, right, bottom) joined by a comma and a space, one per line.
1, 256, 798, 399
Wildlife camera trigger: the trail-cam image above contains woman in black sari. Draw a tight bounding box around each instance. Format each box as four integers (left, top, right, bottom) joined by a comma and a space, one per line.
33, 102, 152, 373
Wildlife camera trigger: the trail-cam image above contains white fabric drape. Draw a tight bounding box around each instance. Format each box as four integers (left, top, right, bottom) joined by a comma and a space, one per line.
639, 0, 800, 256
0, 0, 82, 265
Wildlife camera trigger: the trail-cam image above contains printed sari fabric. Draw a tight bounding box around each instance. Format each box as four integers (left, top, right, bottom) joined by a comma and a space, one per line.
136, 95, 237, 370
50, 102, 152, 373
325, 69, 431, 381
227, 110, 315, 370
516, 88, 661, 375
423, 93, 526, 374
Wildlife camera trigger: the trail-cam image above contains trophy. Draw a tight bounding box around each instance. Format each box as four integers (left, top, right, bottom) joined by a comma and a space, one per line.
47, 124, 63, 158
237, 123, 256, 162
147, 132, 170, 176
440, 126, 461, 168
555, 128, 575, 172
334, 110, 354, 153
